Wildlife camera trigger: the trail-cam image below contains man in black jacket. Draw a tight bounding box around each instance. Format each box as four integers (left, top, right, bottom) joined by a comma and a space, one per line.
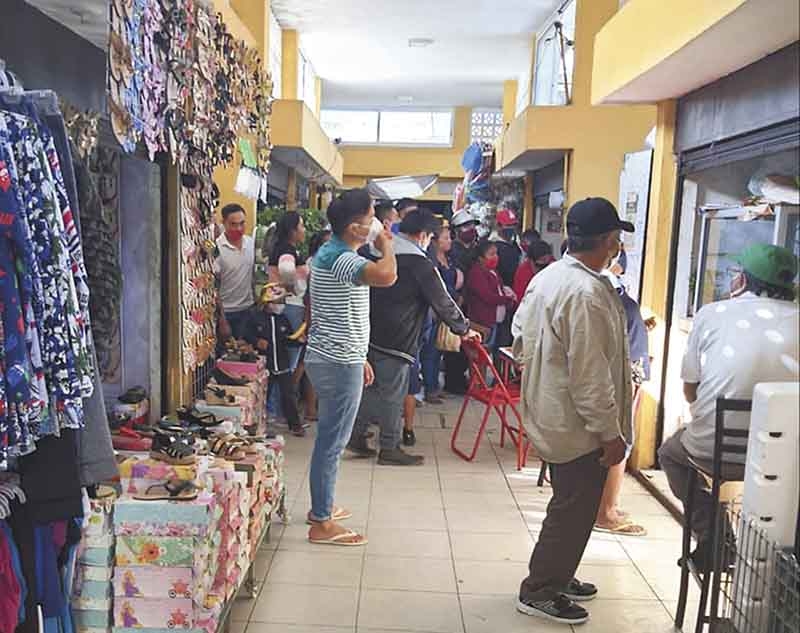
348, 210, 476, 465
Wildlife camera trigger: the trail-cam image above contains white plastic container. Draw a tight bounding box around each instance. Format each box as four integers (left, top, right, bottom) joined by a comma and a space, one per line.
742, 382, 800, 549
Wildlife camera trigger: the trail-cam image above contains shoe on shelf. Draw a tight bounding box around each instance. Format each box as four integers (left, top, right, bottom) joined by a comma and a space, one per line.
346, 437, 377, 458
562, 578, 597, 602
516, 594, 589, 625
402, 428, 416, 447
378, 447, 424, 466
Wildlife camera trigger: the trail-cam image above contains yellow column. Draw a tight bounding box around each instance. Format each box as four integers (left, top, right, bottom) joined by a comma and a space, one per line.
523, 173, 534, 229
282, 29, 299, 100
502, 80, 518, 127
314, 77, 323, 118
630, 99, 678, 470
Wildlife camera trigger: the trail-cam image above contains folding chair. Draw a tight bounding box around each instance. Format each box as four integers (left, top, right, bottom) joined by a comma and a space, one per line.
450, 338, 531, 471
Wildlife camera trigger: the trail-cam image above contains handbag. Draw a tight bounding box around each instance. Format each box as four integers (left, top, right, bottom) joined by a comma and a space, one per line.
435, 322, 461, 353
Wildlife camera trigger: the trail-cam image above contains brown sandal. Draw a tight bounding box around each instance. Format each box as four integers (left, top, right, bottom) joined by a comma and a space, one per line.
210, 435, 246, 461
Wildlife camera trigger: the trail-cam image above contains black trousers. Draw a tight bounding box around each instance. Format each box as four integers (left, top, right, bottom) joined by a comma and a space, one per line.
271, 371, 300, 428
519, 449, 608, 601
443, 351, 468, 394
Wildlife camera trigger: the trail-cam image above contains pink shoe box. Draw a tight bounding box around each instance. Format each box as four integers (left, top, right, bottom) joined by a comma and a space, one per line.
114, 597, 194, 628
215, 358, 265, 378
114, 493, 219, 538
113, 566, 196, 600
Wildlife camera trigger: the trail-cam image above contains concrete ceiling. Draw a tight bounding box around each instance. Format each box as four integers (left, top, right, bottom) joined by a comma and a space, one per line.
272, 0, 563, 108
24, 0, 108, 49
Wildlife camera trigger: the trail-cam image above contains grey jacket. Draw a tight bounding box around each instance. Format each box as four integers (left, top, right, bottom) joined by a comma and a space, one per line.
512, 255, 633, 464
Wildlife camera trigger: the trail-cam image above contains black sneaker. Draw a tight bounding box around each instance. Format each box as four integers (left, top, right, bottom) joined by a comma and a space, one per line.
516, 594, 589, 625
378, 447, 425, 466
562, 578, 597, 602
346, 437, 377, 458
402, 428, 416, 446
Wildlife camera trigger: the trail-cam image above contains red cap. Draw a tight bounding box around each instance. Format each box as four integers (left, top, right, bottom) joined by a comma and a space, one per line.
496, 208, 518, 227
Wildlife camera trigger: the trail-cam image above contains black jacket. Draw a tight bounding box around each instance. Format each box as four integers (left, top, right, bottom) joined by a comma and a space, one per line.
494, 239, 521, 287
367, 234, 469, 363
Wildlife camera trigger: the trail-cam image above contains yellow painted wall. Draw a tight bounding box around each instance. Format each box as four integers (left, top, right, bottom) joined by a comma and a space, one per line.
341, 106, 473, 184
591, 0, 748, 104
502, 80, 518, 126
282, 30, 299, 100
230, 0, 269, 57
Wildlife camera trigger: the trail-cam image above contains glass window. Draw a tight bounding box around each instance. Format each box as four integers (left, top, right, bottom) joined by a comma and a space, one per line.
269, 11, 282, 99
320, 110, 379, 143
471, 109, 504, 144
297, 50, 317, 111
378, 111, 453, 145
533, 0, 576, 106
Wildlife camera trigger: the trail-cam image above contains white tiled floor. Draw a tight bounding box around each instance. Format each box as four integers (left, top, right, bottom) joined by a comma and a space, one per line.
237, 398, 694, 632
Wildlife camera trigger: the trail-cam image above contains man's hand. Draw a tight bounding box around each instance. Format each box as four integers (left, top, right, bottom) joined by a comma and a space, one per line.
373, 228, 393, 253
461, 329, 482, 342
644, 316, 657, 331
256, 339, 269, 352
218, 317, 232, 340
599, 437, 627, 467
364, 361, 375, 387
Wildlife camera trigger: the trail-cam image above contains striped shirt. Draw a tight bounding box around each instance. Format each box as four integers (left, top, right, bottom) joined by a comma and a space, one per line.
308, 236, 370, 364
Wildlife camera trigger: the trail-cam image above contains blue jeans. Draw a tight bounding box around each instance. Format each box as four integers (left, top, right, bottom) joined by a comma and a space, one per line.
306, 351, 364, 521
421, 319, 441, 396
225, 309, 251, 340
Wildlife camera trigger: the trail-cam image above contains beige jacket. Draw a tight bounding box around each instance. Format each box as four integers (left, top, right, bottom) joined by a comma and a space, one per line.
511, 255, 633, 464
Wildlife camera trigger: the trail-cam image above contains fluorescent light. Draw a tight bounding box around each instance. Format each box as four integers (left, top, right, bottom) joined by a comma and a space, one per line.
396, 95, 414, 103
408, 38, 435, 48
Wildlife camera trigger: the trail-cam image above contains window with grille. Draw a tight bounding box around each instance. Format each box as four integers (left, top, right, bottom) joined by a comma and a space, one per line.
471, 109, 504, 144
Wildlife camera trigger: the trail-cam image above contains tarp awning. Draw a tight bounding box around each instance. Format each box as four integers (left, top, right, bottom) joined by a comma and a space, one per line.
367, 174, 438, 200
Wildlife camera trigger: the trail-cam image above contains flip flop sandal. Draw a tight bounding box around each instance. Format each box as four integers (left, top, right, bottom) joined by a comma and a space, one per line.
306, 507, 353, 525
308, 530, 367, 547
593, 522, 647, 537
210, 435, 246, 461
134, 479, 199, 502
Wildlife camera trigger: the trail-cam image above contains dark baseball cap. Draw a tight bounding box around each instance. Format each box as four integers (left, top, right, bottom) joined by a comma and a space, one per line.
566, 198, 634, 237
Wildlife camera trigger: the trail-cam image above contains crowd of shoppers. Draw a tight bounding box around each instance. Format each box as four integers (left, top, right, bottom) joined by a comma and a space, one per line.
212, 189, 798, 627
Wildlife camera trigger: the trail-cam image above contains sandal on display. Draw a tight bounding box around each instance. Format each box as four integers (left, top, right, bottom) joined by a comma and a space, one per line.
205, 385, 236, 405
176, 406, 220, 427
134, 479, 199, 502
209, 435, 246, 461
150, 430, 197, 466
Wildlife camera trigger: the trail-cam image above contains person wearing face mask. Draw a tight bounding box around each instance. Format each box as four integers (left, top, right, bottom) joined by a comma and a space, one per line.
450, 210, 480, 274
393, 197, 418, 233
465, 240, 516, 351
359, 200, 399, 259
215, 203, 255, 340
347, 210, 478, 465
305, 188, 397, 547
511, 198, 635, 626
658, 243, 798, 572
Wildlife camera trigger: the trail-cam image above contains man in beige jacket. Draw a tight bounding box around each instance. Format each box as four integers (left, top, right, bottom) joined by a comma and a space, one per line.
512, 198, 634, 625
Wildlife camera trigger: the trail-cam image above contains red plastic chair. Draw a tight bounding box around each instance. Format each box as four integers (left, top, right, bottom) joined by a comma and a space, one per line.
450, 338, 531, 470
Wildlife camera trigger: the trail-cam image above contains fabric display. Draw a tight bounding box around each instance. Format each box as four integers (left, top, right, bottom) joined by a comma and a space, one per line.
0, 89, 99, 469
459, 141, 494, 205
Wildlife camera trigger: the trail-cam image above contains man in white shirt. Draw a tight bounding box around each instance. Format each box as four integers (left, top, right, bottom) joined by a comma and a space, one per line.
512, 198, 634, 626
215, 203, 255, 340
659, 243, 799, 570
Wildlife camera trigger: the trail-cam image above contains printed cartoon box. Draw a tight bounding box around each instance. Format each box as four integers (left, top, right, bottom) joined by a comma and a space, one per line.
114, 494, 218, 537
73, 610, 111, 629
115, 536, 195, 567
113, 566, 196, 600
118, 456, 203, 482
114, 598, 194, 629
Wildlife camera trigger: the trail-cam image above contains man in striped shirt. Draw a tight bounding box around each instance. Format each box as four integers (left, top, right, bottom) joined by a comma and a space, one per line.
305, 189, 396, 547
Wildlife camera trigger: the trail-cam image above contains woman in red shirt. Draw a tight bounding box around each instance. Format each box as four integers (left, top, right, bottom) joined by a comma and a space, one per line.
466, 240, 516, 350
513, 239, 556, 300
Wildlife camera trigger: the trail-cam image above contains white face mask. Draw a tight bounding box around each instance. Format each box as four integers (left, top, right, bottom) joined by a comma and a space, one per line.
366, 216, 384, 244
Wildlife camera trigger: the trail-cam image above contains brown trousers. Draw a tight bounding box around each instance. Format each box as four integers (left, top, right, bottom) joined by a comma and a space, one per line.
519, 449, 608, 601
